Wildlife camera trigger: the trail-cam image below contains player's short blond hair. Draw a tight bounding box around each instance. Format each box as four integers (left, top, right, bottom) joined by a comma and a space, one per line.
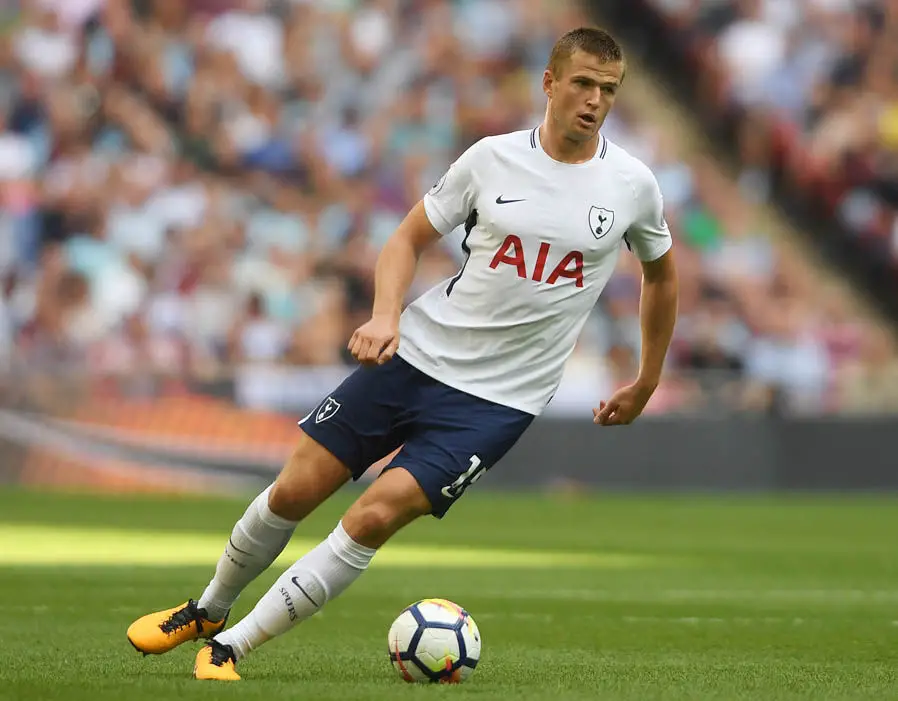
547, 27, 626, 79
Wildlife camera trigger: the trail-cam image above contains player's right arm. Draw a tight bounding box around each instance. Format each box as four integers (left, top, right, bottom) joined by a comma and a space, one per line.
349, 141, 483, 367
349, 201, 441, 366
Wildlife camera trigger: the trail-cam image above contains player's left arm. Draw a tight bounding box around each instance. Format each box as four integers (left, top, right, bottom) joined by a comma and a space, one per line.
595, 168, 678, 426
635, 248, 678, 393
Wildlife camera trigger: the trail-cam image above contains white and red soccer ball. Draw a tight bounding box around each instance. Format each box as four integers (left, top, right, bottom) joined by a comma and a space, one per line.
388, 598, 481, 684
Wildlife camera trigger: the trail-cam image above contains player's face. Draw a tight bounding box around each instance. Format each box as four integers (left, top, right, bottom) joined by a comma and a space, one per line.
544, 51, 624, 143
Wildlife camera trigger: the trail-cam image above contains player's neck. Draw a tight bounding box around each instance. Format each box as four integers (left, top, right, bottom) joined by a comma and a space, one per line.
537, 122, 599, 164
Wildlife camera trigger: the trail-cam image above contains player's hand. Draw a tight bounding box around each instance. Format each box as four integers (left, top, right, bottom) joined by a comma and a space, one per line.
349, 314, 400, 367
593, 382, 656, 426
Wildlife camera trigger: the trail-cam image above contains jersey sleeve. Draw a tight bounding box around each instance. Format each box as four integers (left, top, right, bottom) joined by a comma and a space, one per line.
625, 165, 673, 262
422, 140, 483, 236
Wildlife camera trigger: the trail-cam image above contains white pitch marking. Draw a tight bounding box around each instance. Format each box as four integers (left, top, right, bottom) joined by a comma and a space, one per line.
498, 588, 898, 604
622, 615, 807, 626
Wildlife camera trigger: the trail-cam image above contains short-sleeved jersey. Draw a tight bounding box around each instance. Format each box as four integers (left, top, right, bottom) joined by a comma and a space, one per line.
396, 126, 672, 416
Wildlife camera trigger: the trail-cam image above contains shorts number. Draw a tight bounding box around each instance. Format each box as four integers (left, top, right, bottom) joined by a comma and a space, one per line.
441, 455, 485, 499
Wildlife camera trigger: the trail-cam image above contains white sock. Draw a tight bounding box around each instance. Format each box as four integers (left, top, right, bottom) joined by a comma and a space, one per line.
214, 520, 376, 660
197, 485, 298, 622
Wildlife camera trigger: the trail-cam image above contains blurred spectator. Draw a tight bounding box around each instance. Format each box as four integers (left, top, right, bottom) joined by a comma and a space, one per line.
647, 0, 898, 278
836, 326, 898, 412
0, 0, 893, 417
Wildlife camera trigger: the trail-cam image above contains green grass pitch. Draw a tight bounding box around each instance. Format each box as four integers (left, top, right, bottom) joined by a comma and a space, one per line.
1, 487, 896, 700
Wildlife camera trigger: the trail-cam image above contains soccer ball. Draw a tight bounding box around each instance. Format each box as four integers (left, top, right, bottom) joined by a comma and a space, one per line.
387, 598, 481, 684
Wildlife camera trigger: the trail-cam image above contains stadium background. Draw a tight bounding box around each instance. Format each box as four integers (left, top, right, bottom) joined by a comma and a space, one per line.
0, 0, 896, 494
3, 3, 898, 699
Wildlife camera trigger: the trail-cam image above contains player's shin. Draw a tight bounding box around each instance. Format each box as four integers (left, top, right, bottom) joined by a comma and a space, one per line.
213, 520, 376, 659
197, 485, 299, 622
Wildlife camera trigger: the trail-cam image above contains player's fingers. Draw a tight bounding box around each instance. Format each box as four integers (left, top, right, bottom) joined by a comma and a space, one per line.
363, 337, 385, 364
597, 401, 617, 425
378, 335, 399, 364
356, 338, 374, 364
347, 329, 359, 352
349, 333, 366, 360
364, 336, 390, 364
609, 404, 637, 426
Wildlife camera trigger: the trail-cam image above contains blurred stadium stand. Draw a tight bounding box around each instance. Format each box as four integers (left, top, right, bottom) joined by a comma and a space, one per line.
0, 0, 897, 492
601, 0, 898, 320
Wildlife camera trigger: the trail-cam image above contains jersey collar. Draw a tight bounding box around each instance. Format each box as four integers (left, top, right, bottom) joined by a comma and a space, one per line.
530, 125, 607, 166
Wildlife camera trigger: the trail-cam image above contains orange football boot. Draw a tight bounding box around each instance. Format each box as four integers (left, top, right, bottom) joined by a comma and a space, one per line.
193, 640, 241, 681
127, 599, 228, 655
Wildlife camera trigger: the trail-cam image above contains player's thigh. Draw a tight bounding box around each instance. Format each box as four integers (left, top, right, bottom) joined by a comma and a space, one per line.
274, 357, 415, 519
270, 431, 354, 521
388, 394, 534, 519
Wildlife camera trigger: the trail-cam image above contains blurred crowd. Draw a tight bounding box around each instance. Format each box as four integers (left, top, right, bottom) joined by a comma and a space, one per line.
657, 0, 898, 243
651, 1, 898, 295
0, 0, 896, 416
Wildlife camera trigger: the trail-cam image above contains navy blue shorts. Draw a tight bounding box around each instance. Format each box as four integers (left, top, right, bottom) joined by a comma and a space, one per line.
298, 355, 534, 518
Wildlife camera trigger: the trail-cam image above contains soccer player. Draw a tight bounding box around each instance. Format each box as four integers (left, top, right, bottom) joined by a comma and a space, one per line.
126, 26, 678, 680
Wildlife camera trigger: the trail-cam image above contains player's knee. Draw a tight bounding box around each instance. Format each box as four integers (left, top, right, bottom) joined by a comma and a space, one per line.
344, 497, 427, 549
345, 503, 397, 544
267, 478, 305, 521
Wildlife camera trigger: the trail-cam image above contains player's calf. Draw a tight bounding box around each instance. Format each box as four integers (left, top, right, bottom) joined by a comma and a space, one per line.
198, 438, 350, 618
206, 470, 431, 674
127, 436, 354, 659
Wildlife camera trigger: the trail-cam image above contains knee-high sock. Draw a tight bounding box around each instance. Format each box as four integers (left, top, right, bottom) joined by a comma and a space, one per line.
197, 485, 298, 622
214, 520, 376, 659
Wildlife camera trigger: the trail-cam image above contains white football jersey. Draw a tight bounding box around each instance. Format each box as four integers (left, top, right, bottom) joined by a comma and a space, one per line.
396, 126, 672, 415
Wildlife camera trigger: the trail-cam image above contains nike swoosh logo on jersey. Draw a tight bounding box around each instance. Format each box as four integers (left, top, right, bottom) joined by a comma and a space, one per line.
495, 195, 526, 204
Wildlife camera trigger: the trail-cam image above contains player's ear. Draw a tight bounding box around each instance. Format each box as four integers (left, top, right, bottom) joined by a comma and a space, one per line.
542, 69, 553, 98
